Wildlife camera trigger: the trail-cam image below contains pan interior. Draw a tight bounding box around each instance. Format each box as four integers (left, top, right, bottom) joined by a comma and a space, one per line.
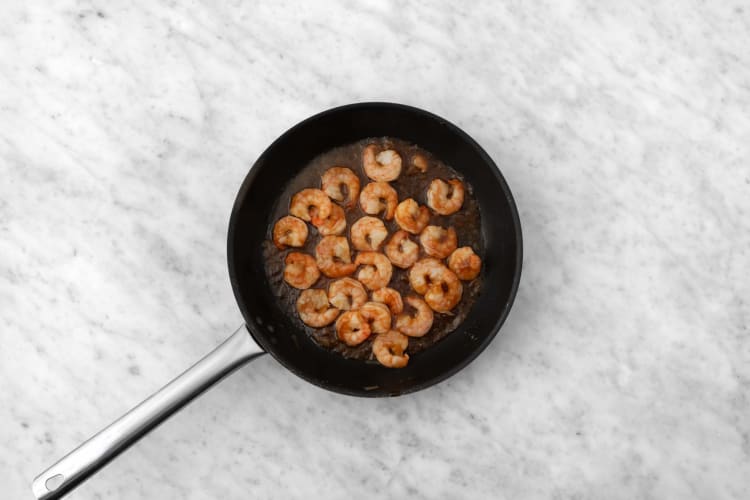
228, 103, 522, 396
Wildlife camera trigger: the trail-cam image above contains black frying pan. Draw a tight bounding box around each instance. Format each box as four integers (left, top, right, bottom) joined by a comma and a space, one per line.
32, 102, 522, 499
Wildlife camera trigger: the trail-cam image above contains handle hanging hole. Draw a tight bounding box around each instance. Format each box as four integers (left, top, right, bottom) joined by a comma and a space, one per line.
45, 474, 65, 491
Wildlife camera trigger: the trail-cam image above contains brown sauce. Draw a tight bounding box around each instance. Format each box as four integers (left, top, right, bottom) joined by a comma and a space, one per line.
264, 137, 483, 362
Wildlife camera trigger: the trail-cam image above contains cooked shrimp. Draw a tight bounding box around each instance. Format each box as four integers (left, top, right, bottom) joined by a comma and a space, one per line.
363, 144, 402, 182
336, 310, 372, 346
424, 269, 463, 313
371, 287, 404, 315
408, 258, 463, 311
321, 167, 360, 209
359, 182, 398, 220
411, 154, 428, 173
313, 203, 346, 236
384, 230, 419, 269
408, 258, 448, 294
426, 179, 464, 215
419, 225, 458, 259
297, 289, 339, 327
448, 246, 482, 280
354, 251, 393, 290
289, 188, 332, 222
315, 236, 356, 278
394, 198, 430, 235
372, 330, 409, 368
272, 215, 308, 250
328, 277, 367, 310
283, 252, 320, 289
350, 216, 388, 252
395, 296, 434, 337
359, 302, 392, 334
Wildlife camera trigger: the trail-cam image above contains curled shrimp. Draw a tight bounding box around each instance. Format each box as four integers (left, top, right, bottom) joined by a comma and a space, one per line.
394, 198, 430, 235
419, 225, 458, 259
363, 144, 402, 182
313, 203, 346, 236
328, 277, 367, 311
359, 301, 392, 334
448, 246, 482, 280
354, 251, 393, 290
297, 289, 339, 327
359, 182, 398, 220
408, 258, 463, 312
321, 167, 360, 209
371, 287, 404, 315
384, 230, 419, 269
424, 269, 463, 313
408, 258, 448, 295
336, 310, 372, 346
426, 179, 464, 215
315, 236, 356, 278
272, 215, 308, 250
372, 330, 409, 368
350, 216, 388, 252
283, 252, 320, 289
289, 188, 332, 223
395, 296, 434, 337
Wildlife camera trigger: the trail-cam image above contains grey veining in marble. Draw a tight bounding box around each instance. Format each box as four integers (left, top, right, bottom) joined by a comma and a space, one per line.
2, 0, 750, 498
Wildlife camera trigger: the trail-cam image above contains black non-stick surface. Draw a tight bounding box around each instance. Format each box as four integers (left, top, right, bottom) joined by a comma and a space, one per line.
228, 103, 522, 396
263, 137, 483, 361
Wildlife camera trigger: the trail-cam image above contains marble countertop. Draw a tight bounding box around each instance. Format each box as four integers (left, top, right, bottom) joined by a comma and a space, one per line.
2, 1, 749, 498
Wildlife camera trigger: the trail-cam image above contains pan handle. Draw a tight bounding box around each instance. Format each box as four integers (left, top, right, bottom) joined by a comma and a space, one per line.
31, 325, 265, 500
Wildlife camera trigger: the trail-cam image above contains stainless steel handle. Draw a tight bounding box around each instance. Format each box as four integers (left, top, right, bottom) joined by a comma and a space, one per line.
32, 325, 266, 500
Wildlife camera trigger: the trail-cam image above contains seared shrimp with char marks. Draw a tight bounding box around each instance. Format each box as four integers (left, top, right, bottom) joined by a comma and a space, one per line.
272, 215, 308, 249
424, 269, 463, 313
350, 216, 388, 251
371, 287, 403, 315
354, 251, 393, 290
336, 310, 371, 346
315, 236, 356, 278
321, 167, 360, 209
359, 182, 398, 220
394, 198, 430, 235
372, 330, 409, 368
384, 230, 419, 269
363, 144, 402, 182
290, 188, 332, 222
448, 247, 482, 280
359, 302, 392, 334
395, 296, 433, 337
283, 252, 319, 289
427, 178, 464, 215
419, 225, 458, 259
328, 278, 367, 310
297, 289, 339, 327
409, 258, 463, 312
313, 203, 346, 236
408, 258, 448, 294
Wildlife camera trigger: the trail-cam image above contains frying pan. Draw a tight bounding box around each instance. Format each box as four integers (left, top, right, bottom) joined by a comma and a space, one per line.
32, 102, 523, 499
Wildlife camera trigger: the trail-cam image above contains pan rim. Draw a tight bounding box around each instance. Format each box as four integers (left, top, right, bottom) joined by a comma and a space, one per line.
227, 101, 523, 397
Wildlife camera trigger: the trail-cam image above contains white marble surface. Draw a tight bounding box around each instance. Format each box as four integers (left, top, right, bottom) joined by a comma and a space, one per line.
2, 0, 749, 498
